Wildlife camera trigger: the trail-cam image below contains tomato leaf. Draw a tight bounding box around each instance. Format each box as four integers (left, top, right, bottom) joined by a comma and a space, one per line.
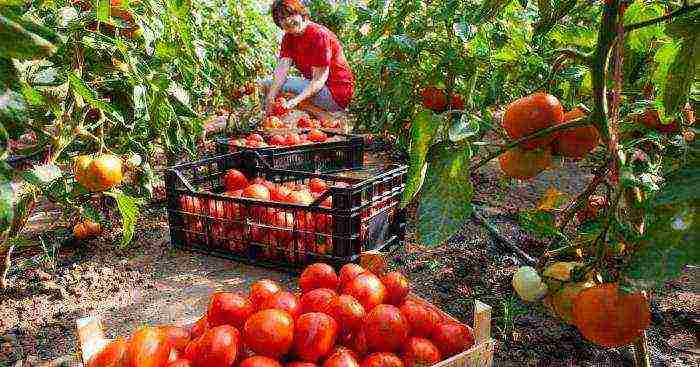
0, 182, 14, 233
106, 190, 141, 248
663, 34, 697, 117
417, 144, 474, 247
401, 109, 439, 207
624, 2, 665, 53
67, 71, 124, 124
96, 0, 110, 23
0, 15, 57, 60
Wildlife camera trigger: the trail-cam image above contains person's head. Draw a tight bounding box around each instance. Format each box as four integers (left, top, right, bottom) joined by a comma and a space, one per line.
271, 0, 310, 34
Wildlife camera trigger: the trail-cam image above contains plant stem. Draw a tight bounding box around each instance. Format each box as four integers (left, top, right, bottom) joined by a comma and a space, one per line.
470, 117, 592, 170
625, 3, 700, 33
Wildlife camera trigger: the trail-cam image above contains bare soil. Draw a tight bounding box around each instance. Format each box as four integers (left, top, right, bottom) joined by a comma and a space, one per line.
0, 149, 698, 367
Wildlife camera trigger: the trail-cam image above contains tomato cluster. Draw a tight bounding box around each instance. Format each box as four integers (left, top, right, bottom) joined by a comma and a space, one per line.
229, 129, 331, 149
87, 263, 476, 367
178, 171, 339, 260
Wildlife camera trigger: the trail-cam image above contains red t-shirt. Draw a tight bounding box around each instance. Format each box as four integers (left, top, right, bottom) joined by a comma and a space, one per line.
280, 22, 354, 109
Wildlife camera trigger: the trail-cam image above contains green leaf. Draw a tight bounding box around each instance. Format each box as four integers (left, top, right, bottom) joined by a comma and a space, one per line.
401, 109, 439, 207
105, 191, 140, 248
449, 113, 480, 142
20, 163, 62, 187
652, 41, 681, 104
0, 15, 57, 60
417, 145, 474, 247
663, 35, 697, 117
133, 84, 149, 121
97, 0, 110, 23
624, 2, 665, 52
67, 71, 124, 124
665, 10, 699, 39
0, 182, 14, 233
453, 22, 477, 43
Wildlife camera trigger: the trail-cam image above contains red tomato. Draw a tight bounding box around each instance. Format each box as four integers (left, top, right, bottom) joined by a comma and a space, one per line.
243, 309, 295, 358
360, 353, 404, 367
362, 305, 409, 353
308, 178, 328, 194
223, 169, 248, 191
431, 323, 474, 358
322, 347, 360, 367
167, 359, 192, 367
270, 134, 286, 146
342, 273, 386, 312
207, 292, 255, 329
381, 272, 410, 306
124, 326, 171, 367
401, 338, 441, 367
328, 294, 365, 334
300, 288, 337, 314
86, 337, 128, 367
190, 325, 240, 367
190, 315, 209, 340
308, 129, 327, 142
399, 300, 442, 338
339, 264, 366, 290
156, 326, 191, 352
239, 356, 284, 367
293, 313, 339, 362
249, 279, 282, 310
260, 291, 302, 319
299, 263, 340, 293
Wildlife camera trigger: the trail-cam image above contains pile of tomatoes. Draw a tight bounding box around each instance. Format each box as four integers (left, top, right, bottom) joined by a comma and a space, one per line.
179, 170, 350, 259
229, 129, 332, 149
86, 263, 476, 367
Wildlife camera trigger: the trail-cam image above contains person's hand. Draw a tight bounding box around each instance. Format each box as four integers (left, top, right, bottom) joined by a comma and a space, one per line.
264, 95, 275, 116
282, 97, 299, 111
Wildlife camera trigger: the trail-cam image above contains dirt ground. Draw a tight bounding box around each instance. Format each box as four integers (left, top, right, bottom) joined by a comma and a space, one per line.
1, 149, 698, 367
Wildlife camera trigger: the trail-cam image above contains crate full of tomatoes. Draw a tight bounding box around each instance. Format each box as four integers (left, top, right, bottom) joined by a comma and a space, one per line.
214, 128, 364, 173
81, 263, 488, 367
165, 152, 407, 270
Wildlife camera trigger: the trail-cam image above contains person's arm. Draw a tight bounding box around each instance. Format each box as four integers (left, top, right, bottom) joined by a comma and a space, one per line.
284, 65, 329, 110
265, 57, 292, 114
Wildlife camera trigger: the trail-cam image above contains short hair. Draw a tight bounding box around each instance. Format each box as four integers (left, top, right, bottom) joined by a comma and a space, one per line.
271, 0, 310, 29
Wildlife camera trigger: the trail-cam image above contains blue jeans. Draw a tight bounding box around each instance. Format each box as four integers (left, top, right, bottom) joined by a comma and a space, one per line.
260, 76, 343, 112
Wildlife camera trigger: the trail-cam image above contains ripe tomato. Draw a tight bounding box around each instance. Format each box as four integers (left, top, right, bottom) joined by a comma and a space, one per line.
156, 325, 191, 352
249, 279, 282, 310
308, 129, 327, 143
339, 264, 366, 290
288, 362, 318, 367
360, 353, 404, 367
300, 288, 337, 314
399, 300, 442, 339
86, 337, 128, 367
166, 359, 192, 367
401, 338, 441, 367
190, 315, 209, 340
270, 134, 287, 146
328, 294, 365, 334
502, 92, 563, 150
207, 292, 255, 329
322, 347, 360, 367
381, 272, 409, 306
292, 313, 339, 362
223, 169, 249, 191
239, 356, 284, 367
285, 133, 302, 146
299, 263, 340, 293
431, 322, 474, 357
308, 178, 328, 194
190, 325, 240, 367
260, 291, 302, 319
362, 304, 409, 353
248, 134, 265, 143
342, 272, 386, 311
243, 309, 295, 358
124, 326, 171, 367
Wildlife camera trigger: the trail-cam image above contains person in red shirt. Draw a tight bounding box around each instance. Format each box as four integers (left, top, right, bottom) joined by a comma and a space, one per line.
262, 0, 354, 114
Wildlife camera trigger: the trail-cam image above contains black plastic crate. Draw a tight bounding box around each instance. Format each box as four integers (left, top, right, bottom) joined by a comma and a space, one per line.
165, 151, 407, 272
214, 129, 364, 173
